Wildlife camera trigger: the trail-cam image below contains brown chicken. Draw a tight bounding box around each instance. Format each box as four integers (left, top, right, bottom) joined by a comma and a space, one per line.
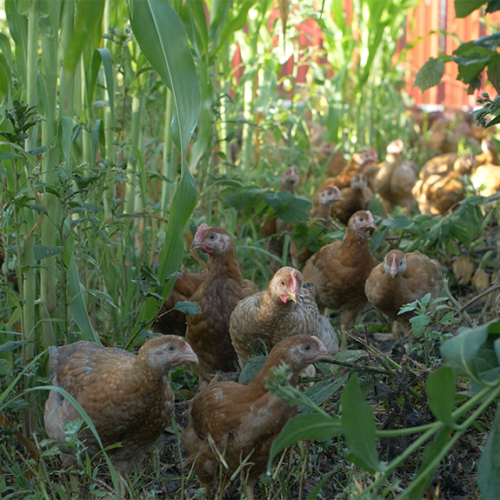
413, 153, 474, 215
44, 336, 197, 473
302, 211, 377, 344
322, 147, 378, 190
311, 185, 344, 220
374, 139, 416, 212
331, 173, 374, 225
153, 266, 206, 336
315, 141, 348, 177
182, 335, 330, 500
418, 153, 459, 184
289, 185, 344, 269
230, 267, 339, 367
186, 224, 259, 382
365, 250, 442, 339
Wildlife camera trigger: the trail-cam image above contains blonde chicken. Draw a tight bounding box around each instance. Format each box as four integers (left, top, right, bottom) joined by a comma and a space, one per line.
230, 267, 339, 368
365, 250, 442, 339
374, 139, 416, 212
302, 211, 377, 343
182, 335, 330, 500
44, 337, 197, 473
413, 153, 474, 215
331, 173, 374, 225
187, 224, 259, 382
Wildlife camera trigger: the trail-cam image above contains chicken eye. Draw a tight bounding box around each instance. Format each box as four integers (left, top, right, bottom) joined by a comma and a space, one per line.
167, 345, 175, 352
359, 217, 363, 222
209, 234, 215, 240
281, 280, 285, 286
303, 344, 311, 351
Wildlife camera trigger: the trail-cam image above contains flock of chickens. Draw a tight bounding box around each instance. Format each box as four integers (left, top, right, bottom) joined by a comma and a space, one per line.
43, 120, 500, 498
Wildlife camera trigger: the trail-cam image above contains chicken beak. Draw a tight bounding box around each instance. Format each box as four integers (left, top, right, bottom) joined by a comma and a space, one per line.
190, 240, 203, 251
288, 292, 297, 303
182, 345, 199, 364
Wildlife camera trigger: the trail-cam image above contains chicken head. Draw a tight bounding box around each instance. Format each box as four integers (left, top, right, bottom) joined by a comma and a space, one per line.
282, 166, 299, 191
384, 250, 407, 278
190, 224, 232, 255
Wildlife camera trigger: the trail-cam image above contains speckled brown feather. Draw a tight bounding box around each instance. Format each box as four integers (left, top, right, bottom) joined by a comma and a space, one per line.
230, 268, 338, 367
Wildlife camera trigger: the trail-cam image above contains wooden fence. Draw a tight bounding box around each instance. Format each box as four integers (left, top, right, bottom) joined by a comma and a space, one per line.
242, 0, 500, 109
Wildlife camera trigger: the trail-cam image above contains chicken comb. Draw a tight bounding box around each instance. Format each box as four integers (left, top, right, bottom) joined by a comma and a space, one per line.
193, 222, 211, 242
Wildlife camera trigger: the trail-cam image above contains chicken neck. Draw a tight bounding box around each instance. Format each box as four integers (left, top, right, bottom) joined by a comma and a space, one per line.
206, 245, 243, 283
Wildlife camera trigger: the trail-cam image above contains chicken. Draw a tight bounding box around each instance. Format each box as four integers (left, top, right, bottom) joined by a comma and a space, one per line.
230, 267, 339, 367
365, 250, 442, 339
182, 335, 330, 500
302, 210, 377, 344
311, 185, 344, 220
153, 266, 207, 336
186, 223, 260, 382
418, 153, 459, 184
289, 185, 344, 269
322, 147, 378, 190
374, 139, 416, 212
315, 141, 348, 177
471, 162, 500, 197
44, 336, 197, 473
331, 173, 373, 225
474, 136, 499, 168
413, 153, 474, 215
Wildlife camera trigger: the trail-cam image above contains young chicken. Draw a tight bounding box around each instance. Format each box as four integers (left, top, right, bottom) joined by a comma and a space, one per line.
374, 139, 416, 212
322, 147, 378, 190
471, 162, 500, 197
182, 335, 330, 500
153, 266, 207, 336
315, 141, 348, 177
44, 336, 197, 473
290, 185, 344, 269
365, 250, 442, 339
413, 154, 474, 215
302, 211, 377, 344
186, 224, 259, 382
331, 173, 374, 225
474, 136, 499, 168
311, 185, 344, 220
230, 267, 339, 367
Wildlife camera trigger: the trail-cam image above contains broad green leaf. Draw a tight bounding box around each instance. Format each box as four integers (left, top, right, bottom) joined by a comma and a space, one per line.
0, 340, 28, 353
301, 373, 349, 414
67, 250, 100, 344
414, 58, 445, 92
454, 0, 487, 18
341, 375, 384, 473
129, 0, 200, 346
441, 321, 500, 386
478, 401, 500, 498
0, 359, 13, 376
239, 355, 266, 384
408, 427, 453, 500
172, 301, 201, 316
33, 243, 64, 261
267, 412, 341, 471
426, 366, 456, 428
382, 215, 414, 230
64, 0, 104, 76
89, 48, 115, 126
